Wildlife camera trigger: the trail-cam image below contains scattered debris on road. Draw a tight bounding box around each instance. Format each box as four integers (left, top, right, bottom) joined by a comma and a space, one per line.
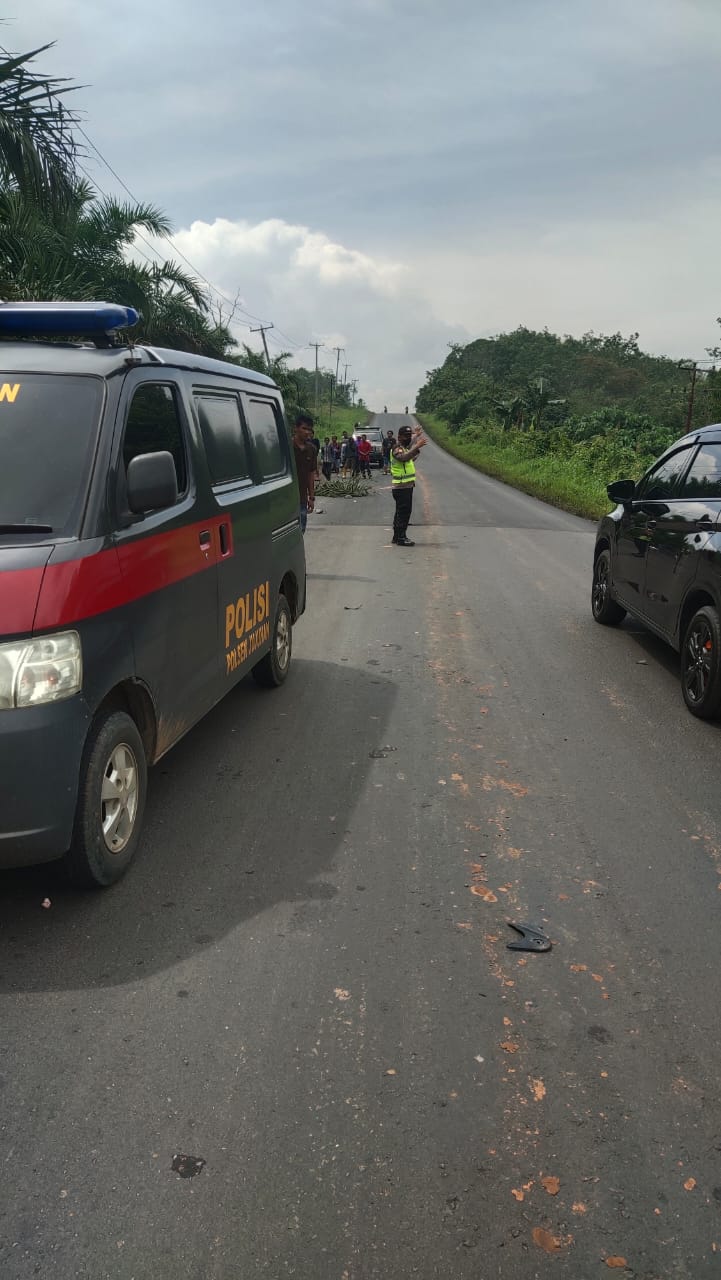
171, 1154, 205, 1179
506, 921, 552, 952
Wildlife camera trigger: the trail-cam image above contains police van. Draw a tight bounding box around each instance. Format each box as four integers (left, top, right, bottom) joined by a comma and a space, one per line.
0, 302, 306, 886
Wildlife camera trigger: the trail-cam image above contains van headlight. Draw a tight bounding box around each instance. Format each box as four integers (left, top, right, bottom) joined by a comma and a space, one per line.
0, 631, 82, 709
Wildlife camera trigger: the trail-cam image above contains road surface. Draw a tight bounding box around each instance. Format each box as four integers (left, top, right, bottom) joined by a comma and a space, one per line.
2, 412, 721, 1278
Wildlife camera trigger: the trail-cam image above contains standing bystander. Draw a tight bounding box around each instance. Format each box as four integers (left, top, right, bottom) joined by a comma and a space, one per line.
357, 434, 373, 479
293, 413, 316, 533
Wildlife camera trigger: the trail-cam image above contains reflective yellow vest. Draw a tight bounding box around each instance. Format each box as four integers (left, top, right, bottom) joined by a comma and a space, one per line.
390, 455, 416, 486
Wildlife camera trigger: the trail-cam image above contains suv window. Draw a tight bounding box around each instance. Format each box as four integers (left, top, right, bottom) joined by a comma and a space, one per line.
679, 444, 721, 500
124, 384, 188, 495
195, 393, 250, 486
245, 398, 286, 480
637, 447, 694, 501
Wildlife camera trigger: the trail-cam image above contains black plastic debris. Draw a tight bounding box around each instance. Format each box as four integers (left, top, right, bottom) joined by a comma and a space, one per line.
344, 605, 362, 610
172, 1153, 206, 1179
369, 746, 397, 758
506, 921, 552, 953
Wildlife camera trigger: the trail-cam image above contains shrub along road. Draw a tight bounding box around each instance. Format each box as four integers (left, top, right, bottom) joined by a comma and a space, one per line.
1, 420, 720, 1277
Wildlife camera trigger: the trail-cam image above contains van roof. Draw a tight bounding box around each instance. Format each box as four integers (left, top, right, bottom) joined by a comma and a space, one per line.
0, 340, 277, 387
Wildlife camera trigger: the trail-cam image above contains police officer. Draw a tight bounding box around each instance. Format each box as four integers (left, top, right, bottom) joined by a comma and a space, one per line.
390, 423, 427, 546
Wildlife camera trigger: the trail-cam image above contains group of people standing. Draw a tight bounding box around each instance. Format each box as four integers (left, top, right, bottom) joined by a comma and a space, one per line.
292, 412, 427, 546
318, 430, 374, 480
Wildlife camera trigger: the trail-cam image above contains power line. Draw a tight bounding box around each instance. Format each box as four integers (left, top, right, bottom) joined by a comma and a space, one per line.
76, 124, 268, 328
75, 125, 338, 375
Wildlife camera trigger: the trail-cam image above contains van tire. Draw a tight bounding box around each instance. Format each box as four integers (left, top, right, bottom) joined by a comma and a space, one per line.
64, 710, 147, 888
252, 594, 292, 689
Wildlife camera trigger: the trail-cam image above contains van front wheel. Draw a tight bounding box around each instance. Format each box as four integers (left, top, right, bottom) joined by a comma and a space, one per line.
64, 709, 147, 887
252, 594, 292, 688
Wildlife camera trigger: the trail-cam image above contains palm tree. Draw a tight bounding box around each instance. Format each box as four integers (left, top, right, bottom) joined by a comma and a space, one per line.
0, 42, 79, 200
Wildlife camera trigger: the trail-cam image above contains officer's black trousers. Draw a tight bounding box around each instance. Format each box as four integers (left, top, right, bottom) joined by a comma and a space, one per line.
392, 486, 413, 540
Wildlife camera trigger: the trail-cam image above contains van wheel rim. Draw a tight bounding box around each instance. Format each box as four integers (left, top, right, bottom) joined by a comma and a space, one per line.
276, 610, 291, 671
101, 744, 139, 854
684, 620, 713, 705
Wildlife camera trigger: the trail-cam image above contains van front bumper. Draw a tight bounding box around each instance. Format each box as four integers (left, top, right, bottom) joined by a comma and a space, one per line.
0, 697, 91, 867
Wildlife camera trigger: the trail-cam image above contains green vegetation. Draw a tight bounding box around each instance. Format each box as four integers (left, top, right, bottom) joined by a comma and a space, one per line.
416, 328, 721, 518
315, 476, 371, 498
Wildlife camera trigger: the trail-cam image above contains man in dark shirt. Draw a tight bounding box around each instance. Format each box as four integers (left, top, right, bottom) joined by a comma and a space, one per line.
293, 413, 316, 533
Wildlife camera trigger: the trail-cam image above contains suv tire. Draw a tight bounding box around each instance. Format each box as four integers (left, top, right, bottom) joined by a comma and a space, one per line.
681, 605, 721, 719
592, 549, 626, 626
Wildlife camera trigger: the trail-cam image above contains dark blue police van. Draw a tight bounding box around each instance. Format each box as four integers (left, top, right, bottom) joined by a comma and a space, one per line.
0, 302, 306, 885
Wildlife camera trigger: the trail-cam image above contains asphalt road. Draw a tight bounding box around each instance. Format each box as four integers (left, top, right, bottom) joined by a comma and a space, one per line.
2, 412, 721, 1278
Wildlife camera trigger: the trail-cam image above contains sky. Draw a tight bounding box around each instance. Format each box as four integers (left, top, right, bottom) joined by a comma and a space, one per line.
7, 0, 721, 407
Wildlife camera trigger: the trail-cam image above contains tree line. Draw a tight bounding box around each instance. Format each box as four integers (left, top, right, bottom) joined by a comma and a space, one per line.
416, 326, 721, 466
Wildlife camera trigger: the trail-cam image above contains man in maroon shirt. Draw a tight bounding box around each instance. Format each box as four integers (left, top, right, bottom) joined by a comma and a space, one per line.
357, 434, 373, 479
293, 413, 316, 533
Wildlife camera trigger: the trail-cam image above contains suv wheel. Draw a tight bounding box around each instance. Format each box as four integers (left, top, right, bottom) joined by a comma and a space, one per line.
252, 594, 292, 688
64, 709, 147, 887
592, 549, 626, 625
681, 605, 721, 719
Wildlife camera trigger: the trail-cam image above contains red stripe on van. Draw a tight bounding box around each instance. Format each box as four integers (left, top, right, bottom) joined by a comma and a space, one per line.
2, 517, 231, 635
0, 566, 47, 635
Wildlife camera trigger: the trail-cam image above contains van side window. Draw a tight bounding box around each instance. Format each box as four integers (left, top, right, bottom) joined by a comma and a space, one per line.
245, 398, 287, 480
195, 394, 250, 486
124, 384, 188, 495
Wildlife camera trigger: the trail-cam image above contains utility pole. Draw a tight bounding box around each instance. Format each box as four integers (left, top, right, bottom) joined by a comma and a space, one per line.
309, 341, 322, 412
250, 323, 274, 369
343, 362, 350, 387
329, 347, 344, 429
350, 379, 357, 406
680, 361, 698, 433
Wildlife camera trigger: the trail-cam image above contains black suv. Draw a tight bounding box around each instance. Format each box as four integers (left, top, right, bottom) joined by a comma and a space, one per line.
592, 424, 721, 718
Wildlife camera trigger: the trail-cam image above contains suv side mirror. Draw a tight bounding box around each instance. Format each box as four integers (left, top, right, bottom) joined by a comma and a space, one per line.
127, 451, 178, 514
607, 478, 636, 505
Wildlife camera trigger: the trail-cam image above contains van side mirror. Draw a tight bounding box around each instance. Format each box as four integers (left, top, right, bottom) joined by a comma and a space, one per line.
127, 451, 178, 514
607, 479, 636, 505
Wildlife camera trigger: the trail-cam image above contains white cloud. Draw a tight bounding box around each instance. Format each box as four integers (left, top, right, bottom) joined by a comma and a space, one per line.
157, 217, 463, 409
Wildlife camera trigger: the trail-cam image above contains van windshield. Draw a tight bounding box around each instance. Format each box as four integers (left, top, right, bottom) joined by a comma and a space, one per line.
0, 373, 104, 538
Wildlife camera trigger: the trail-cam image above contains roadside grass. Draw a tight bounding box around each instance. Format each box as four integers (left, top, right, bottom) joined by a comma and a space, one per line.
314, 403, 371, 438
418, 413, 633, 520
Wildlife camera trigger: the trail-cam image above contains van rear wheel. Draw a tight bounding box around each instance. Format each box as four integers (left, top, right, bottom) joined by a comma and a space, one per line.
64, 709, 147, 887
252, 594, 292, 688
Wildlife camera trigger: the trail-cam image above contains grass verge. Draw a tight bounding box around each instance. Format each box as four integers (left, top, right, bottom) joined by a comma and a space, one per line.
418, 413, 614, 520
314, 403, 371, 437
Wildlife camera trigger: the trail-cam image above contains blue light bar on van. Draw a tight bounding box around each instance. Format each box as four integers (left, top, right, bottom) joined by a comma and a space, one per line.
0, 302, 140, 336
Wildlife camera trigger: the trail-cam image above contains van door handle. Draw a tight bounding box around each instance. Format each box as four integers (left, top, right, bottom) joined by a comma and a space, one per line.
199, 529, 211, 551
218, 521, 231, 557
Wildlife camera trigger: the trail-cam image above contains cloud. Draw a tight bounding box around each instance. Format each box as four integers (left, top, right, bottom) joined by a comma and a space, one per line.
159, 217, 465, 407
9, 0, 721, 401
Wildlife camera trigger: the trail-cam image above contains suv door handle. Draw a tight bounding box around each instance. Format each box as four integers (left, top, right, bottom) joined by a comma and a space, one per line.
199, 529, 211, 550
